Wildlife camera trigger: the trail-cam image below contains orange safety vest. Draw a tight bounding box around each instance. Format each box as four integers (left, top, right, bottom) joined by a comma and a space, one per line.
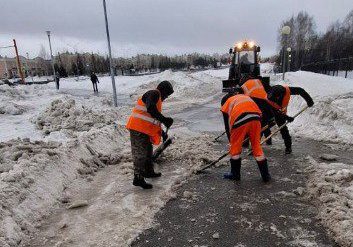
221, 95, 262, 128
126, 92, 162, 145
281, 85, 291, 113
241, 79, 267, 100
267, 85, 291, 113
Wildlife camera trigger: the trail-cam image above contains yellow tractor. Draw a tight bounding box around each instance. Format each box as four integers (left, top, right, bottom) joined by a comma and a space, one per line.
223, 40, 269, 92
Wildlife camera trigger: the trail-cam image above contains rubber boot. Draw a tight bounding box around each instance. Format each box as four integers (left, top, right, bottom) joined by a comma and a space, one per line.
285, 147, 292, 154
144, 170, 162, 178
144, 163, 162, 178
257, 159, 271, 182
133, 174, 153, 189
223, 158, 241, 181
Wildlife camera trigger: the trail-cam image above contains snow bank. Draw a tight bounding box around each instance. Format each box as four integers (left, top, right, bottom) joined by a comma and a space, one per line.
272, 71, 353, 144
35, 98, 116, 135
0, 122, 126, 246
305, 156, 353, 247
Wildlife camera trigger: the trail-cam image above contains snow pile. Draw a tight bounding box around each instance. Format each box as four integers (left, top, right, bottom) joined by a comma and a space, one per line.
0, 85, 29, 115
35, 98, 117, 135
161, 133, 222, 173
0, 100, 126, 246
131, 70, 222, 103
0, 133, 125, 246
0, 102, 27, 115
305, 156, 353, 246
0, 138, 64, 246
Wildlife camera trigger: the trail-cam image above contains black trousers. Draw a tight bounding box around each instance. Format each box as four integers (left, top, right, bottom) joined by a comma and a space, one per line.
92, 82, 98, 92
263, 113, 292, 148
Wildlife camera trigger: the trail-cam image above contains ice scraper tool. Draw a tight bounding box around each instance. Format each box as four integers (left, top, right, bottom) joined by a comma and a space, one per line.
152, 128, 174, 161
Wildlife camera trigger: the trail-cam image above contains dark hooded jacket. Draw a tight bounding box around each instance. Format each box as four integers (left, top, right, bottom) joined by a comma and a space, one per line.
268, 85, 314, 107
141, 81, 174, 124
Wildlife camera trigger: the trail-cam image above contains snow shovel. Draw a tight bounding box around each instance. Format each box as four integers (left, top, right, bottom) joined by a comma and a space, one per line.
152, 128, 174, 161
196, 122, 275, 174
246, 105, 309, 156
214, 131, 226, 142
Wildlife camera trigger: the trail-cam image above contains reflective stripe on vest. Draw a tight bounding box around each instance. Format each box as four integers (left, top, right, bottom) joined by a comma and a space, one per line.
130, 112, 160, 125
227, 97, 254, 127
134, 104, 148, 112
232, 113, 260, 127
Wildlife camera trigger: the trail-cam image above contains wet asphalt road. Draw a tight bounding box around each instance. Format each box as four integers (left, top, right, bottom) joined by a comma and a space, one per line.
131, 137, 353, 247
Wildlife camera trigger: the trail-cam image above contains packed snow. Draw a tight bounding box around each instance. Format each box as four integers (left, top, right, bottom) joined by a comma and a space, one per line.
1, 65, 353, 246
306, 156, 353, 247
278, 71, 353, 144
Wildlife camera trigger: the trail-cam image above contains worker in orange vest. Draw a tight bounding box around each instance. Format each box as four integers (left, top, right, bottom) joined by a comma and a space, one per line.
221, 94, 271, 182
126, 81, 174, 189
238, 77, 294, 145
267, 85, 314, 154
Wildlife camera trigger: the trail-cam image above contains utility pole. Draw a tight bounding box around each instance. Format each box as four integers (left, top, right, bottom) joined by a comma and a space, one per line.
46, 31, 56, 80
102, 0, 118, 107
13, 39, 25, 83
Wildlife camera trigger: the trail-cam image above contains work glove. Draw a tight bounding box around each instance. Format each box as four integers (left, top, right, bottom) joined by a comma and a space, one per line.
285, 115, 294, 122
163, 117, 173, 129
162, 130, 168, 142
307, 99, 314, 107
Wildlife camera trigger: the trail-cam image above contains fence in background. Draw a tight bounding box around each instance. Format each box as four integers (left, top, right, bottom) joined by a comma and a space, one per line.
301, 57, 353, 78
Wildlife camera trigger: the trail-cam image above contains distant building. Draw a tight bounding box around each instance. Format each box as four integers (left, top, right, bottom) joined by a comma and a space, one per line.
0, 56, 50, 79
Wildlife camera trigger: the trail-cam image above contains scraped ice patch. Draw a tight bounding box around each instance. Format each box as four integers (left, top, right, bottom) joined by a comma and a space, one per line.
306, 156, 353, 246
288, 226, 319, 247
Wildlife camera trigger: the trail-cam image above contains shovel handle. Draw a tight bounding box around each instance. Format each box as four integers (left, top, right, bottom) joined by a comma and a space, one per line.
247, 105, 309, 156
200, 120, 276, 172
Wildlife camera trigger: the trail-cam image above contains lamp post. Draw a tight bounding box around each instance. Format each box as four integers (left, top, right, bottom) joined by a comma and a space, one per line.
46, 31, 56, 80
102, 0, 118, 107
281, 26, 291, 80
287, 47, 291, 72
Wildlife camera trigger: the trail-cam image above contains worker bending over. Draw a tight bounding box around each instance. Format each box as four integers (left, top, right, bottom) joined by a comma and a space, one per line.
221, 94, 271, 182
126, 81, 174, 189
267, 85, 314, 154
238, 77, 294, 145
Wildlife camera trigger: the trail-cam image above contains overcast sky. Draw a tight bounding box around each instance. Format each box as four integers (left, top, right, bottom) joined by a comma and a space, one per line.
0, 0, 352, 58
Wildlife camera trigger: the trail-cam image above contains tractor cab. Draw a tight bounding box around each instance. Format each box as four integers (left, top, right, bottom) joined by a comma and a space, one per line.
223, 41, 263, 92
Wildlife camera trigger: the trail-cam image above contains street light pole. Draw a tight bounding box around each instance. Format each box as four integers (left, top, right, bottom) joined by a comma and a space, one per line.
281, 26, 291, 80
287, 47, 292, 72
46, 31, 56, 80
102, 0, 118, 107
